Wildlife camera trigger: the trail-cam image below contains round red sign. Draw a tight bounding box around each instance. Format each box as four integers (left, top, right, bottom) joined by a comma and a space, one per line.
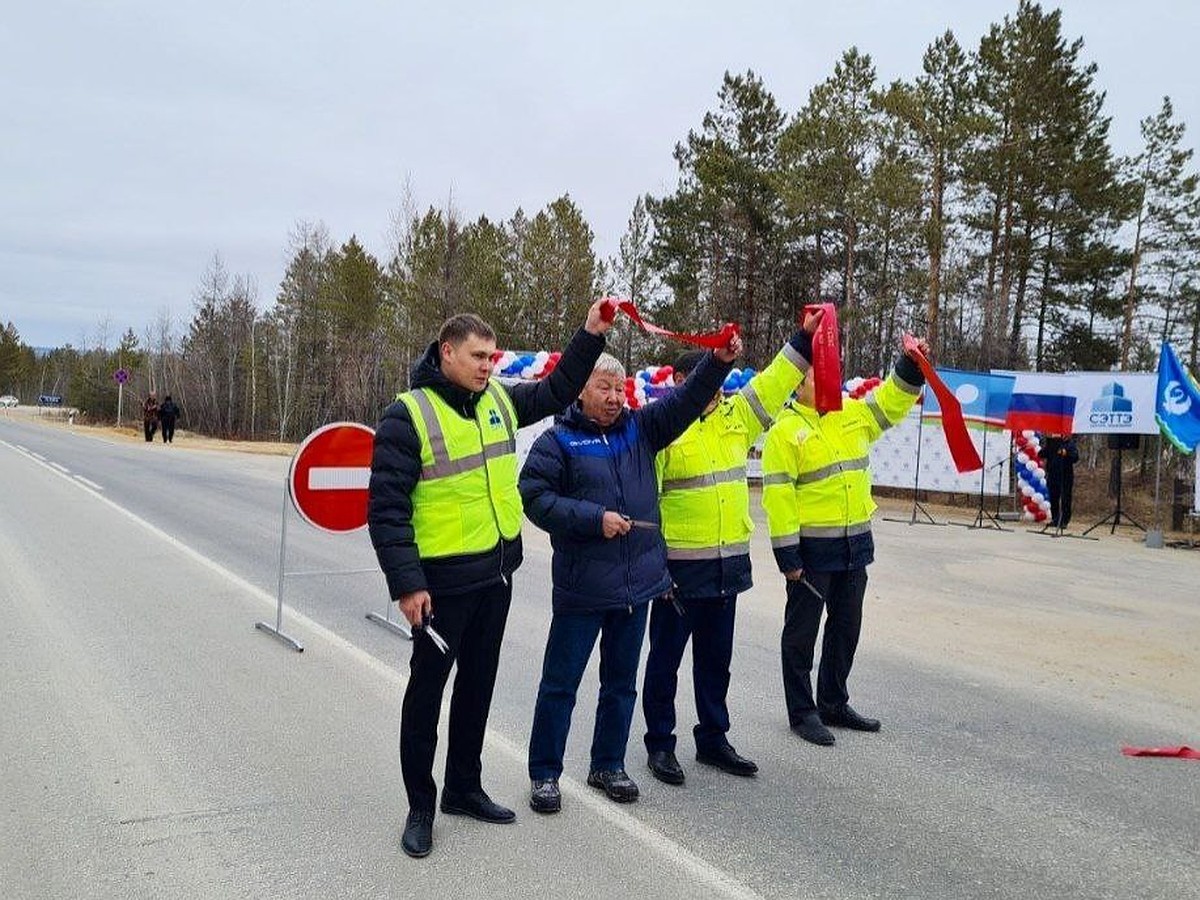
288, 422, 376, 533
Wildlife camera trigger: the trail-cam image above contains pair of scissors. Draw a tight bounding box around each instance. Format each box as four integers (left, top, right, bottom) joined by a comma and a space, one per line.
621, 515, 659, 529
421, 612, 449, 654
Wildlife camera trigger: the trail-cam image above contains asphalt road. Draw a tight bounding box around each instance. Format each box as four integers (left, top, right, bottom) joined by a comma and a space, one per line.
1, 415, 1197, 900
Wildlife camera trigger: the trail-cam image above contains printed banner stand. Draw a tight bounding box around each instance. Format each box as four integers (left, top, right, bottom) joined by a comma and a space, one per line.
882, 387, 948, 527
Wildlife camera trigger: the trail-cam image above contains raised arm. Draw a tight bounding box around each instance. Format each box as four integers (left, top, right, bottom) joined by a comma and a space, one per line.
638, 348, 736, 452
505, 300, 612, 427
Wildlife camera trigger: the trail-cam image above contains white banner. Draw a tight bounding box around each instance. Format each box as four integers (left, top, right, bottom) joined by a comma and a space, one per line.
1069, 372, 1159, 435
871, 406, 1011, 496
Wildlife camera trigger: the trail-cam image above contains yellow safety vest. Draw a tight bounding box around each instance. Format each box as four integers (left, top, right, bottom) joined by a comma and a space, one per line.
761, 369, 921, 551
658, 344, 809, 560
399, 381, 522, 559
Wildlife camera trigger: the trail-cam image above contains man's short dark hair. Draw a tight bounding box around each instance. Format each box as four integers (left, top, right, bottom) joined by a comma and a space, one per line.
672, 350, 707, 378
439, 314, 495, 346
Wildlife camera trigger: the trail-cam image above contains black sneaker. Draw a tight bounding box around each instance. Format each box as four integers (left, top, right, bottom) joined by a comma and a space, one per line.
401, 808, 434, 858
647, 750, 686, 785
530, 778, 562, 814
587, 768, 639, 803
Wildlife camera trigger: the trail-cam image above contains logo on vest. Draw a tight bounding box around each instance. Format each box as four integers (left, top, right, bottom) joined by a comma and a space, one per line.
488, 409, 503, 428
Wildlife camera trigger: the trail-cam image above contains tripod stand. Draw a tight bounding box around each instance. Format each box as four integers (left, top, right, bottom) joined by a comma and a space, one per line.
952, 424, 1011, 531
1082, 443, 1146, 536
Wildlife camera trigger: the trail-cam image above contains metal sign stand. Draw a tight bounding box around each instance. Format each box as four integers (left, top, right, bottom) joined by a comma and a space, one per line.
367, 601, 413, 639
256, 478, 305, 652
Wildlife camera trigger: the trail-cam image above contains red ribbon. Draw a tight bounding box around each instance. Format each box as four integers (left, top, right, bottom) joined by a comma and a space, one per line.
599, 298, 739, 350
805, 303, 843, 413
902, 334, 983, 474
1121, 745, 1200, 760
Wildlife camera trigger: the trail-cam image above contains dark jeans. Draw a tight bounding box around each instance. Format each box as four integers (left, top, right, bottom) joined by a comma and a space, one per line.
143, 421, 157, 442
400, 581, 512, 812
781, 568, 868, 724
161, 420, 176, 443
528, 602, 650, 780
643, 594, 736, 754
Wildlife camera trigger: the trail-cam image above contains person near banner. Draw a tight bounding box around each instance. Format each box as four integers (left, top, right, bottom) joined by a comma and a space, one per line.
640, 312, 820, 786
1042, 434, 1078, 529
761, 333, 928, 746
520, 339, 739, 814
142, 392, 159, 442
368, 302, 611, 859
158, 395, 180, 444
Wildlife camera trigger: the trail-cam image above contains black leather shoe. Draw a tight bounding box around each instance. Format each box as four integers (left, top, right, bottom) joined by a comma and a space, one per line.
439, 790, 516, 823
791, 712, 835, 746
529, 778, 562, 814
696, 743, 758, 777
587, 769, 639, 803
647, 750, 686, 785
401, 808, 434, 858
821, 705, 881, 732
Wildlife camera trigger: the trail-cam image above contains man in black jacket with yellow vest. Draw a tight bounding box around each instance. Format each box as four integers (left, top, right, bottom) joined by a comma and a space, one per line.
368, 302, 610, 858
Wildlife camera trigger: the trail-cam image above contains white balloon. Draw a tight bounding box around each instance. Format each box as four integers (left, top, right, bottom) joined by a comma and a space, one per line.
1017, 452, 1029, 465
1020, 484, 1033, 497
1034, 466, 1045, 479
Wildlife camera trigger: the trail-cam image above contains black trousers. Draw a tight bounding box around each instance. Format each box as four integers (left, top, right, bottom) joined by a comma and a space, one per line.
161, 420, 176, 443
643, 595, 737, 755
400, 581, 512, 812
143, 420, 157, 442
1048, 469, 1073, 528
781, 568, 868, 724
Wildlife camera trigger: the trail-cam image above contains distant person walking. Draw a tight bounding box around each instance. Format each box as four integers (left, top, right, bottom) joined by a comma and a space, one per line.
159, 395, 180, 444
142, 392, 159, 442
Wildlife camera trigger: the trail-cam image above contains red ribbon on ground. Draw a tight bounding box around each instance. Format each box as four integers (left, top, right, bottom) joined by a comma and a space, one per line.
805, 302, 843, 413
599, 298, 739, 350
1121, 745, 1200, 760
902, 334, 983, 474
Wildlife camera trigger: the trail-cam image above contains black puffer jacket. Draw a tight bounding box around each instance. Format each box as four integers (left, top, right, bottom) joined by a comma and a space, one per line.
368, 327, 605, 600
518, 352, 733, 613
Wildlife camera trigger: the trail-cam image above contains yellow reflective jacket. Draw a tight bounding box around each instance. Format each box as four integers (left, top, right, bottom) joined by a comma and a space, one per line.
398, 381, 522, 559
658, 342, 809, 563
761, 366, 921, 572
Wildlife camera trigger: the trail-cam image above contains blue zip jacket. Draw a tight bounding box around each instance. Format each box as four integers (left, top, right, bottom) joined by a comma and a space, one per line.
519, 352, 733, 614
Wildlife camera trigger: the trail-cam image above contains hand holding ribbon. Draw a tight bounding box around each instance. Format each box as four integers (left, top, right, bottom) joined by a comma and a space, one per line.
599, 297, 740, 351
902, 333, 983, 474
804, 302, 843, 414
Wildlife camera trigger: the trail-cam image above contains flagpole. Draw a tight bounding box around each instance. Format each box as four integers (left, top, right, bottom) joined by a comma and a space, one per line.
1146, 432, 1164, 549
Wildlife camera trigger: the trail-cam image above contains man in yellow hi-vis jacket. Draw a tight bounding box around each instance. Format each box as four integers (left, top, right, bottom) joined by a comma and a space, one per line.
761, 333, 928, 746
641, 313, 820, 786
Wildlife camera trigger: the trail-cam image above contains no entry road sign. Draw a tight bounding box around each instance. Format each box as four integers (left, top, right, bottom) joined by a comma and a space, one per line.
289, 422, 376, 533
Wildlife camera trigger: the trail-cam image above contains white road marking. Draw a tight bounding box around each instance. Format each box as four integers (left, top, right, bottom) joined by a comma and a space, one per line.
308, 466, 371, 490
74, 476, 104, 492
0, 437, 766, 900
50, 462, 70, 474
15, 444, 28, 452
31, 452, 46, 461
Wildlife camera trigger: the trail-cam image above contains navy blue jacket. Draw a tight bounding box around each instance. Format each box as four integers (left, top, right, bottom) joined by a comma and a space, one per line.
519, 352, 733, 614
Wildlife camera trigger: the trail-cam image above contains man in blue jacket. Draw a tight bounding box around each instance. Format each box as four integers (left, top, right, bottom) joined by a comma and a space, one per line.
519, 337, 740, 813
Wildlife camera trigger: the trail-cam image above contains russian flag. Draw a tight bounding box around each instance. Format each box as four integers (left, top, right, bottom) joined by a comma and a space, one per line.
1006, 393, 1076, 434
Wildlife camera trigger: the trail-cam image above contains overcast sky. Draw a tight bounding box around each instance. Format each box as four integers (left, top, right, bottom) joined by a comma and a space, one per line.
3, 0, 1197, 348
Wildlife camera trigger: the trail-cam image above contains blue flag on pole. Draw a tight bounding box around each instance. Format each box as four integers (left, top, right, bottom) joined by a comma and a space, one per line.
1155, 341, 1200, 453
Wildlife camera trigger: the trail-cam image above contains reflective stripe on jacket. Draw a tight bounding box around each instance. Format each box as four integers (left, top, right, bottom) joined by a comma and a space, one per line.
761, 367, 921, 572
657, 343, 808, 596
399, 380, 522, 559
